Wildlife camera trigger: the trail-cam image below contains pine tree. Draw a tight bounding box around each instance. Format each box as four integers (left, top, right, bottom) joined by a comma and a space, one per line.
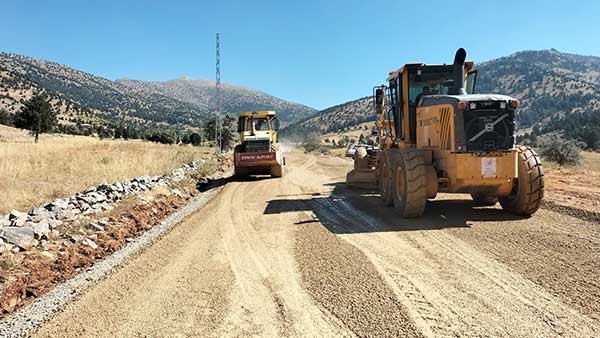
220, 114, 238, 150
14, 93, 57, 142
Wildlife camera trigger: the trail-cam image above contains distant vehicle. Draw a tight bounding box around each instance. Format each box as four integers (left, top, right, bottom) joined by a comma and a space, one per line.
346, 143, 378, 157
233, 111, 285, 178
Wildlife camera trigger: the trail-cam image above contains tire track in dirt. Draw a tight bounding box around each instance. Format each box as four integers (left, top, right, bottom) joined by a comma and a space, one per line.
311, 195, 600, 337
213, 169, 355, 338
445, 203, 600, 323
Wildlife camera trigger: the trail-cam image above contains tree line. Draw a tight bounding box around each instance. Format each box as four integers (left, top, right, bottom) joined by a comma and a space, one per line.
0, 93, 239, 150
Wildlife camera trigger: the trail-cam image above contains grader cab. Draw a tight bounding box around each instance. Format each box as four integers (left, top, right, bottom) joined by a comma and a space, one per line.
347, 48, 544, 217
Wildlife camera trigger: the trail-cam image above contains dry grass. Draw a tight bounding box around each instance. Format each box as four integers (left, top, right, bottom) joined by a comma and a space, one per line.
541, 150, 600, 172
0, 125, 211, 214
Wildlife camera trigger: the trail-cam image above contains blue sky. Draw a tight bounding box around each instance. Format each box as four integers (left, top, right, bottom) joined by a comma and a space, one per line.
1, 0, 599, 109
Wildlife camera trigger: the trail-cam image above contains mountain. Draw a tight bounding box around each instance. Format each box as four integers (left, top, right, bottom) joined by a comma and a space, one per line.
0, 53, 203, 126
0, 53, 316, 127
280, 97, 373, 139
282, 49, 600, 148
476, 49, 600, 128
116, 78, 316, 126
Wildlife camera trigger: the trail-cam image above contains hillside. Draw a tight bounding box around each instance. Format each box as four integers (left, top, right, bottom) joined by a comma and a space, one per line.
116, 77, 316, 126
0, 53, 203, 126
280, 97, 373, 139
476, 49, 600, 128
0, 53, 316, 127
282, 49, 600, 148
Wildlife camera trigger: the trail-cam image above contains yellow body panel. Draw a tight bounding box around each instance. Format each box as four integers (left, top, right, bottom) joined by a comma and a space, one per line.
443, 151, 517, 195
415, 104, 517, 195
416, 104, 455, 153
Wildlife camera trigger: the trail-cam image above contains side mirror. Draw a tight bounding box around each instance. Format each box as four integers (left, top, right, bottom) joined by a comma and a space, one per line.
374, 88, 384, 115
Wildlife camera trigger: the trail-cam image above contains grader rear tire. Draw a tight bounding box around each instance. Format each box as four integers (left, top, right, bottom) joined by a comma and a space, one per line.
499, 145, 544, 216
379, 151, 394, 206
470, 193, 499, 206
390, 148, 427, 218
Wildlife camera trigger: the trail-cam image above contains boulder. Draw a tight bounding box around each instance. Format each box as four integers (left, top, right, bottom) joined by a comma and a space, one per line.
0, 216, 11, 228
30, 220, 50, 239
0, 227, 35, 249
9, 210, 29, 227
45, 198, 69, 211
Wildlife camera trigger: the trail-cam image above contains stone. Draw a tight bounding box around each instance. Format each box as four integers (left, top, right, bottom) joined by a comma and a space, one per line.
87, 222, 104, 232
57, 209, 76, 220
96, 182, 110, 191
98, 218, 109, 226
0, 216, 11, 228
70, 234, 84, 243
39, 251, 56, 260
171, 189, 184, 198
30, 220, 50, 239
0, 227, 35, 249
114, 182, 124, 192
9, 210, 29, 227
8, 210, 26, 220
82, 238, 98, 250
29, 207, 52, 218
48, 218, 63, 229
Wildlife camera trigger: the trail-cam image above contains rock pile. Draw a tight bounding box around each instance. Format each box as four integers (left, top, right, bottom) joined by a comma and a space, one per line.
0, 161, 201, 253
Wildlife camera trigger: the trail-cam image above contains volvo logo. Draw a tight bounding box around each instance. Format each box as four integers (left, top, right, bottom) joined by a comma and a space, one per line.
469, 114, 509, 142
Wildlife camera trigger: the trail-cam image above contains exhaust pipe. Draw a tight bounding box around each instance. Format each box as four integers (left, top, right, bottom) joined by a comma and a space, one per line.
451, 48, 467, 95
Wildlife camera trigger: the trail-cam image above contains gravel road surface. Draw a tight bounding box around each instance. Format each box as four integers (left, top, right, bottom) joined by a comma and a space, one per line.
27, 151, 600, 337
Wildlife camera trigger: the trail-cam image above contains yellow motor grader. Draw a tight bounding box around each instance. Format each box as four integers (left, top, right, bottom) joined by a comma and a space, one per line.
347, 48, 544, 217
234, 111, 284, 179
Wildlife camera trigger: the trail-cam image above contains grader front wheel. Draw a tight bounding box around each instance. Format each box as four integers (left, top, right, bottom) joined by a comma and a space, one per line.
390, 149, 427, 218
500, 145, 545, 216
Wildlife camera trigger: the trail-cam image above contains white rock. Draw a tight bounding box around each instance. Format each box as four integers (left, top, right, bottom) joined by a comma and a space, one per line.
30, 219, 50, 239
82, 238, 98, 250
0, 227, 35, 249
87, 222, 104, 232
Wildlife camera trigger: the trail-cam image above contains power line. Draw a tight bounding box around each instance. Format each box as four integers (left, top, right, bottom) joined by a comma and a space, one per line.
214, 32, 221, 153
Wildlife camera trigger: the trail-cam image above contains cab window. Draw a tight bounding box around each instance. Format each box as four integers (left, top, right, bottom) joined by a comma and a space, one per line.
245, 117, 270, 131
408, 71, 452, 105
466, 70, 477, 94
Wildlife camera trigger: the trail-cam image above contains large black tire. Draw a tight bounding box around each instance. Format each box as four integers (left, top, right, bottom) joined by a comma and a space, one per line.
500, 145, 544, 216
470, 192, 499, 206
378, 150, 394, 206
234, 166, 249, 180
390, 148, 427, 218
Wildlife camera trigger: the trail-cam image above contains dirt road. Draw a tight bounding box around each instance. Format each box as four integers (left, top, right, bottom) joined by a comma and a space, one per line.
32, 151, 600, 338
